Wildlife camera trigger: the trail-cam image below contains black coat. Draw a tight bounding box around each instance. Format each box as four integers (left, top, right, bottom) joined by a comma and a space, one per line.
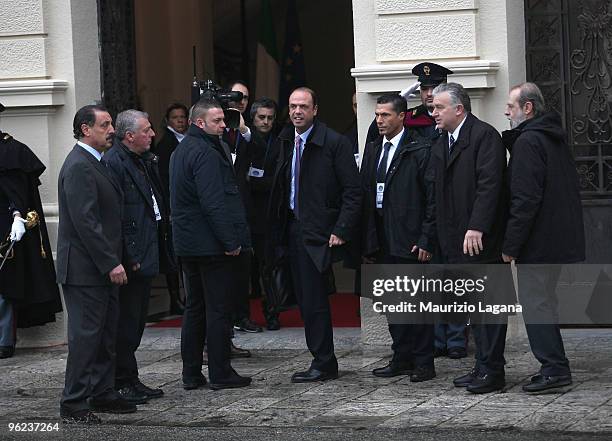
104, 141, 176, 277
248, 130, 279, 235
0, 131, 62, 327
429, 113, 508, 263
222, 128, 255, 224
153, 127, 180, 197
57, 145, 124, 285
360, 130, 436, 259
170, 124, 251, 256
267, 120, 361, 272
502, 112, 585, 263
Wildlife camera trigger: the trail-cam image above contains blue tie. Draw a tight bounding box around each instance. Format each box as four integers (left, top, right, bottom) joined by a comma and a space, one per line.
377, 142, 392, 183
294, 135, 302, 217
449, 134, 456, 154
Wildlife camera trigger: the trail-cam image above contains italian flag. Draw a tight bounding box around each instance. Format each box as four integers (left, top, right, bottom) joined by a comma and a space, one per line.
255, 0, 279, 101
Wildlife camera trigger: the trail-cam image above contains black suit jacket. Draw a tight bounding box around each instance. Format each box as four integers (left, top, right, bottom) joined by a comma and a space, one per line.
267, 120, 361, 272
56, 145, 123, 285
429, 113, 508, 263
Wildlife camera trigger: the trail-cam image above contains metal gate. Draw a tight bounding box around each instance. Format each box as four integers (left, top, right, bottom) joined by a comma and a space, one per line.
525, 0, 612, 262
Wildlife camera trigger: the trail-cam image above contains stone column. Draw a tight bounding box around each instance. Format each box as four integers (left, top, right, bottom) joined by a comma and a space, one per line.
0, 0, 102, 347
351, 0, 528, 344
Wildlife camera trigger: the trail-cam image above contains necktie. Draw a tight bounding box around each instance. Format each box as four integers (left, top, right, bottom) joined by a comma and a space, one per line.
294, 135, 303, 217
449, 134, 456, 154
376, 142, 392, 183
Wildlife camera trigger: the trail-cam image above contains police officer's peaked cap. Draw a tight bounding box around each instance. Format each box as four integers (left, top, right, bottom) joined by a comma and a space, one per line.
412, 62, 453, 87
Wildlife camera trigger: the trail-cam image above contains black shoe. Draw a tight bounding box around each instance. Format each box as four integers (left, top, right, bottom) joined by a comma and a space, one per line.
234, 318, 263, 333
183, 375, 207, 390
61, 409, 102, 424
89, 396, 137, 414
230, 342, 252, 358
133, 379, 164, 399
209, 373, 252, 390
433, 347, 447, 358
453, 368, 479, 387
291, 368, 338, 383
466, 373, 505, 394
0, 346, 15, 359
410, 365, 436, 382
447, 347, 467, 359
372, 361, 414, 378
266, 316, 281, 331
522, 374, 572, 392
116, 384, 148, 404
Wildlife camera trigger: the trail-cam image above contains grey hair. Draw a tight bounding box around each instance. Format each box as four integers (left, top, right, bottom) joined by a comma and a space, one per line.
432, 82, 472, 112
511, 82, 546, 117
115, 109, 149, 140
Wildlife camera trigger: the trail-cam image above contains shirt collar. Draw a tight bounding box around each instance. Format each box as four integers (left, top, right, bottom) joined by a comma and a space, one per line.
450, 115, 468, 143
77, 141, 103, 161
383, 127, 404, 148
167, 126, 185, 142
295, 124, 314, 145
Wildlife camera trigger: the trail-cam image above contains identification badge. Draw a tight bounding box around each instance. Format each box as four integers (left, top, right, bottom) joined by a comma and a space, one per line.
354, 153, 360, 166
376, 183, 385, 209
231, 152, 237, 164
151, 193, 162, 221
248, 166, 264, 178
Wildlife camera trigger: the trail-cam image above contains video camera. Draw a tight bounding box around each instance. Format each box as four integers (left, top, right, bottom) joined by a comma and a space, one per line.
191, 79, 243, 129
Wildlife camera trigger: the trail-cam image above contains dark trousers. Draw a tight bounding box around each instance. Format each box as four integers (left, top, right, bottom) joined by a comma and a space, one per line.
232, 251, 252, 323
115, 276, 152, 388
377, 231, 434, 369
181, 256, 235, 383
288, 219, 338, 373
252, 233, 279, 320
518, 265, 570, 376
60, 284, 119, 413
472, 322, 507, 376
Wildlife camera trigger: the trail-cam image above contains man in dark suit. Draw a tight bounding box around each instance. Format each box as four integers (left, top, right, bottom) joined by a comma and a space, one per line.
57, 105, 133, 424
361, 94, 437, 382
429, 83, 509, 394
153, 103, 188, 315
105, 109, 174, 404
268, 87, 361, 382
502, 83, 584, 392
170, 98, 252, 391
223, 81, 262, 334
249, 97, 281, 330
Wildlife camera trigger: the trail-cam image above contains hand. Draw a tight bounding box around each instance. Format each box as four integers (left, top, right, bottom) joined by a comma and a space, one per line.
502, 253, 515, 263
132, 262, 141, 272
463, 230, 483, 256
411, 245, 432, 262
328, 234, 345, 248
401, 81, 421, 98
109, 264, 128, 285
9, 216, 27, 242
225, 246, 241, 256
233, 111, 247, 135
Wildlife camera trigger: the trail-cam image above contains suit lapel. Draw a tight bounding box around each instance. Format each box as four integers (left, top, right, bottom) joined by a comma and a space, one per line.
75, 145, 121, 194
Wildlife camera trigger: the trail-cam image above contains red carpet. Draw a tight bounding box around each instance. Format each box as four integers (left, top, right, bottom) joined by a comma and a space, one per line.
149, 292, 361, 328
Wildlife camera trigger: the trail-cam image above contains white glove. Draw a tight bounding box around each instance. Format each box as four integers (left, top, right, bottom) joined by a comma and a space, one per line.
400, 81, 421, 98
10, 216, 27, 242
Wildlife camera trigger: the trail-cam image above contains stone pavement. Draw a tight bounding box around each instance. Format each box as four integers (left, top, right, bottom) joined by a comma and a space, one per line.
0, 327, 611, 439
